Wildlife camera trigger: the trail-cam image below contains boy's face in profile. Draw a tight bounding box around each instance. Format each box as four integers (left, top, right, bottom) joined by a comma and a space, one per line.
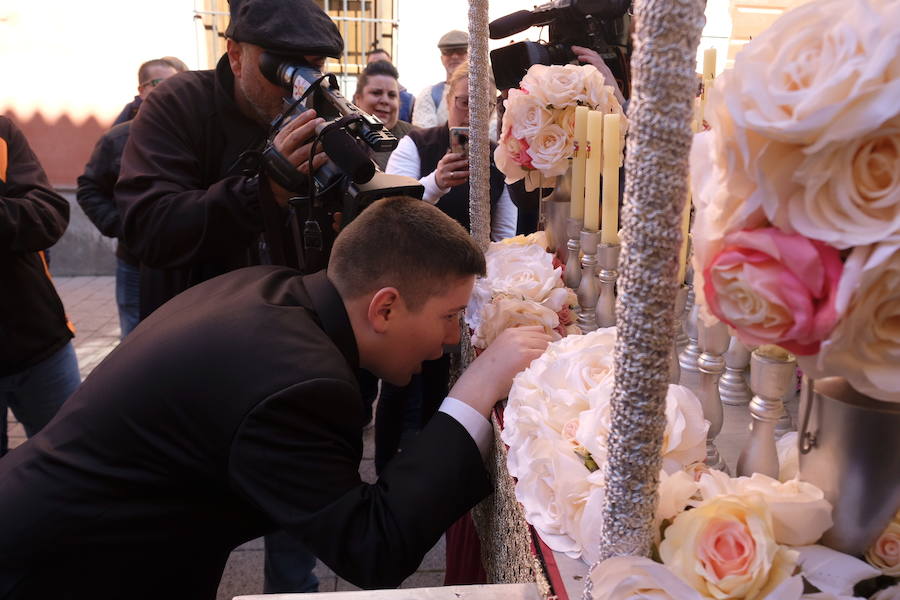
375, 276, 474, 386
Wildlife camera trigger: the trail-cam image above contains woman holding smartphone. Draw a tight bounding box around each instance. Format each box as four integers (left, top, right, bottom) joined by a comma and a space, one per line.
386, 63, 516, 241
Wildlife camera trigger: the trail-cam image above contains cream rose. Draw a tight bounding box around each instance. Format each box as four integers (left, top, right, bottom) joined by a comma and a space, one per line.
497, 230, 549, 248
810, 242, 900, 402
504, 88, 551, 141
720, 0, 900, 149
696, 470, 833, 546
866, 516, 900, 576
520, 64, 589, 108
657, 470, 700, 524
471, 297, 561, 349
660, 385, 709, 473
588, 556, 704, 600
776, 432, 800, 481
494, 127, 530, 184
526, 123, 572, 178
871, 585, 900, 600
783, 117, 900, 249
660, 495, 799, 600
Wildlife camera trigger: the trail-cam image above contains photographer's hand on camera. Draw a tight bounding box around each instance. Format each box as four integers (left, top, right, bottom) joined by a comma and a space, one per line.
268, 109, 330, 206
434, 151, 470, 190
572, 45, 627, 106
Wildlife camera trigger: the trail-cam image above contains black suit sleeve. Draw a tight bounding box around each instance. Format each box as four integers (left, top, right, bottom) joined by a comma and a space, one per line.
228, 378, 492, 589
0, 118, 70, 253
76, 133, 122, 238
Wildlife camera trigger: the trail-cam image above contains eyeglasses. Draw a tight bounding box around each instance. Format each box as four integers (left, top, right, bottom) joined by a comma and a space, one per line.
139, 78, 165, 89
441, 48, 468, 57
452, 96, 495, 111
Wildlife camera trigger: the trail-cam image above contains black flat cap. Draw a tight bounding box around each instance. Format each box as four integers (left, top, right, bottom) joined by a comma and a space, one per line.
225, 0, 344, 58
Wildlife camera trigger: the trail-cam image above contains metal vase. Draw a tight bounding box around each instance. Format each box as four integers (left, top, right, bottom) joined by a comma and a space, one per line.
798, 376, 900, 555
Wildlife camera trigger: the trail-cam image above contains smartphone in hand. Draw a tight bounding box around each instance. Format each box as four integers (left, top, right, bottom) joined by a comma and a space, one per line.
449, 126, 469, 157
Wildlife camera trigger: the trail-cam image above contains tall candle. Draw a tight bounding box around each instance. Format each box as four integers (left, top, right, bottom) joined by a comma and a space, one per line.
601, 113, 620, 245
570, 106, 589, 220
584, 111, 604, 231
703, 47, 717, 81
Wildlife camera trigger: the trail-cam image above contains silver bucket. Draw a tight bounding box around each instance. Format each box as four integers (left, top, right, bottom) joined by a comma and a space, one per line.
798, 376, 900, 555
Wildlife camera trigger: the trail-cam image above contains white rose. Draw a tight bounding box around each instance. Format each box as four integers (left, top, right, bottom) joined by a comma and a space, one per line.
872, 585, 900, 600
521, 64, 588, 108
721, 0, 900, 149
776, 432, 800, 482
660, 385, 709, 473
471, 297, 561, 349
809, 242, 900, 402
482, 242, 563, 302
504, 88, 551, 141
526, 123, 573, 177
657, 469, 700, 524
541, 286, 577, 314
588, 556, 704, 600
797, 544, 881, 597
696, 470, 833, 546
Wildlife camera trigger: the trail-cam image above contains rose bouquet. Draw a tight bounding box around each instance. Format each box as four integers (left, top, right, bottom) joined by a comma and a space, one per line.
466, 238, 579, 350
689, 0, 900, 402
501, 329, 708, 563
590, 467, 900, 600
494, 63, 627, 191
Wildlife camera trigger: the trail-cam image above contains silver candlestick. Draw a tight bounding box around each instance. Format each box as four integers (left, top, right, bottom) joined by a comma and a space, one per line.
697, 319, 730, 472
564, 218, 584, 289
679, 302, 702, 394
719, 337, 753, 406
595, 243, 620, 328
737, 346, 797, 478
670, 285, 688, 384
775, 366, 799, 438
576, 230, 601, 332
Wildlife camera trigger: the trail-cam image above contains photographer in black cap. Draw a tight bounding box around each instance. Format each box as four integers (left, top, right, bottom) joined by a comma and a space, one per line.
115, 0, 342, 322
113, 0, 344, 592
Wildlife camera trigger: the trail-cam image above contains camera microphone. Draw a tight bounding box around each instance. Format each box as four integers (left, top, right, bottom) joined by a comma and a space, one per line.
317, 125, 376, 185
488, 10, 549, 39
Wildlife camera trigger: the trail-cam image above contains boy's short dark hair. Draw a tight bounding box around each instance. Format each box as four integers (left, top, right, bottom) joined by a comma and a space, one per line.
328, 197, 486, 310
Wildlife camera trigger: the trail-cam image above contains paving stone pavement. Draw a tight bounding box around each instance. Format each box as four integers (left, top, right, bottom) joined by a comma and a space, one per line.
6, 276, 446, 598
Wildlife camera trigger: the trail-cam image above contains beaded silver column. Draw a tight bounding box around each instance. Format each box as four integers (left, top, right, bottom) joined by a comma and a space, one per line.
670, 286, 688, 384
719, 337, 753, 406
576, 230, 601, 332
595, 243, 621, 328
697, 319, 730, 472
565, 218, 584, 289
588, 0, 707, 584
737, 346, 798, 478
678, 302, 702, 393
466, 0, 491, 255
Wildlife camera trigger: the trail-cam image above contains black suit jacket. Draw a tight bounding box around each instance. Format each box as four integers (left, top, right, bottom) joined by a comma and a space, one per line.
0, 267, 492, 599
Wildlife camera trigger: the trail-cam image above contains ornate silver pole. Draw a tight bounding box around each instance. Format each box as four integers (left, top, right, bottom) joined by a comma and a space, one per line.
719, 337, 753, 406
595, 243, 621, 327
670, 285, 688, 383
565, 218, 584, 289
576, 230, 601, 332
678, 302, 702, 393
590, 0, 707, 579
697, 319, 730, 472
737, 346, 798, 478
466, 0, 491, 254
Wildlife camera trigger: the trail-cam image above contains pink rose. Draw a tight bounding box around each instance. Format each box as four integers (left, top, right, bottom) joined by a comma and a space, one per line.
494, 125, 534, 184
703, 228, 843, 355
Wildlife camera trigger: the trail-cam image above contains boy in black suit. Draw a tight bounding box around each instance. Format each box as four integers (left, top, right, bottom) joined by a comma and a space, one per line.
0, 197, 550, 599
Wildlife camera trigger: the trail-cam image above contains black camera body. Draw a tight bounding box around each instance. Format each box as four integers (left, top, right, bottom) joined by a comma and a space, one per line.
489, 0, 632, 96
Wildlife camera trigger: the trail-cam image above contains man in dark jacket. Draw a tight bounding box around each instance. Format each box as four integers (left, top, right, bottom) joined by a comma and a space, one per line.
0, 116, 80, 456
115, 0, 339, 320
77, 58, 183, 339
0, 198, 551, 599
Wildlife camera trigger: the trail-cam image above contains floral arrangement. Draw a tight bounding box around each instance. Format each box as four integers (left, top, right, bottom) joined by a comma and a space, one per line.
494, 63, 627, 191
689, 0, 900, 402
589, 466, 900, 600
501, 329, 708, 563
466, 236, 579, 350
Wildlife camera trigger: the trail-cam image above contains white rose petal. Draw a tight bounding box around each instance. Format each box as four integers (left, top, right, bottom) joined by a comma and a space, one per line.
796, 544, 882, 596
588, 556, 704, 600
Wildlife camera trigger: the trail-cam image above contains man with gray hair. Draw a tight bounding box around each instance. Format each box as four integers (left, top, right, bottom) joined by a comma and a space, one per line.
411, 30, 469, 128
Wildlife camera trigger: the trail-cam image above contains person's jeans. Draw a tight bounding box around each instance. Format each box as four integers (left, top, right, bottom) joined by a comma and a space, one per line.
263, 531, 319, 593
116, 259, 141, 339
0, 342, 80, 456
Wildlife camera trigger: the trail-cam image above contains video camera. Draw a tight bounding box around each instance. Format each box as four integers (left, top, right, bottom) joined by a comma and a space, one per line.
488, 0, 632, 97
258, 53, 424, 225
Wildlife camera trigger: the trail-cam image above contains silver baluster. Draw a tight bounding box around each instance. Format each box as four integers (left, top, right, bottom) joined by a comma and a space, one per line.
678, 302, 702, 394
564, 217, 583, 289
595, 243, 621, 328
697, 319, 730, 472
670, 285, 688, 384
576, 230, 601, 333
737, 346, 798, 478
775, 365, 799, 438
719, 337, 753, 406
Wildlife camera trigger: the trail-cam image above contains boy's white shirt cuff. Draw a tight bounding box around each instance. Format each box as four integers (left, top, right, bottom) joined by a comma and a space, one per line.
439, 396, 492, 458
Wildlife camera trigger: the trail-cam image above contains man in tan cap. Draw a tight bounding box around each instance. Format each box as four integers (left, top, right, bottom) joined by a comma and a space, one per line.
411, 29, 468, 128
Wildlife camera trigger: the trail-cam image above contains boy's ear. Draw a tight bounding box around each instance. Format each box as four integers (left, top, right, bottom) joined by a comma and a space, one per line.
367, 287, 400, 334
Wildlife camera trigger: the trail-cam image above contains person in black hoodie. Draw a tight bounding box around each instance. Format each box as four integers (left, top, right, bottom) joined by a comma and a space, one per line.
0, 116, 80, 457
